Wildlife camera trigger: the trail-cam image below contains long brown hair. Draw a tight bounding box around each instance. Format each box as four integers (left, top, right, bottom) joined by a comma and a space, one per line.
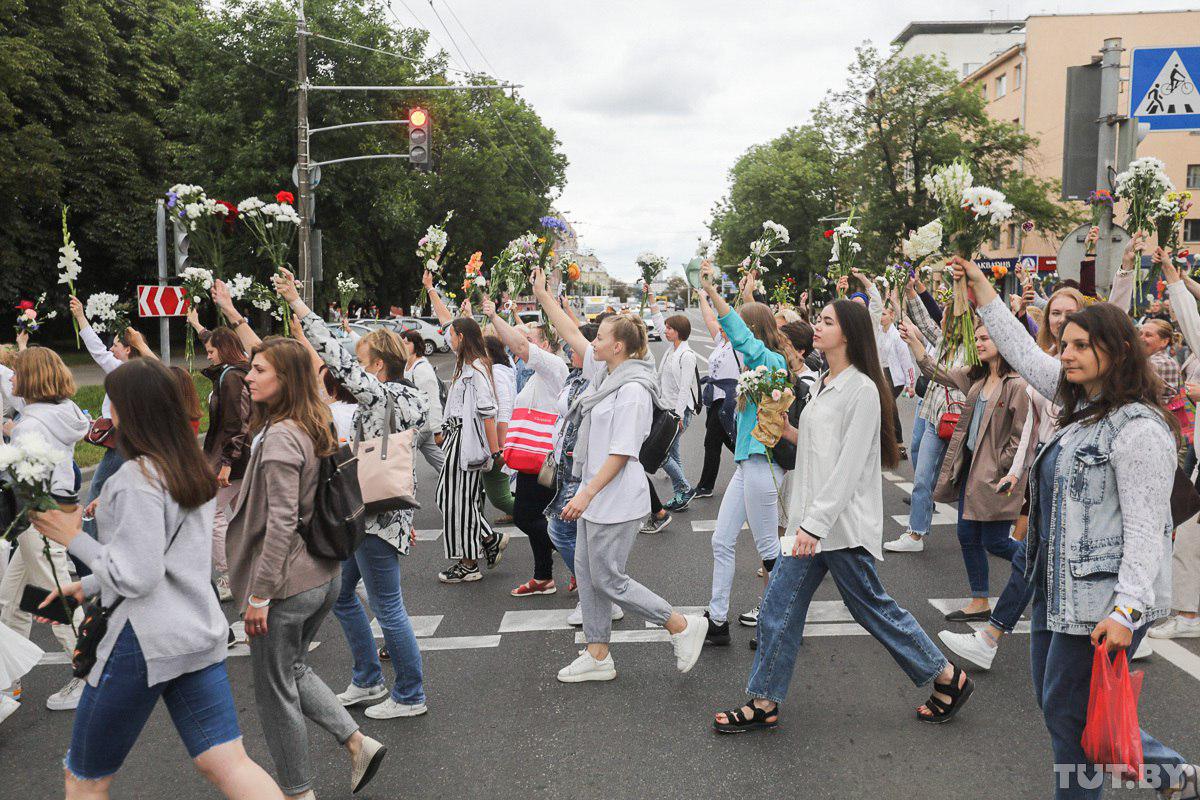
1056, 303, 1179, 438
1037, 287, 1086, 354
830, 300, 900, 468
742, 302, 803, 376
168, 365, 202, 423
450, 317, 491, 382
105, 360, 217, 508
249, 338, 337, 456
206, 327, 248, 367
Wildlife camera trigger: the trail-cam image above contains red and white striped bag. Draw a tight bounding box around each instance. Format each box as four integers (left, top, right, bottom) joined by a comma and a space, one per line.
502, 406, 559, 474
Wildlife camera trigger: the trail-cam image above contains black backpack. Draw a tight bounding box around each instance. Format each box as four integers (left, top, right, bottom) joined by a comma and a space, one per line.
770, 374, 816, 472
299, 433, 367, 561
639, 406, 682, 473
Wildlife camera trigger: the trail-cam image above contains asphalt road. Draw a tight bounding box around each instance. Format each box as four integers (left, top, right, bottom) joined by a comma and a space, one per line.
7, 310, 1200, 800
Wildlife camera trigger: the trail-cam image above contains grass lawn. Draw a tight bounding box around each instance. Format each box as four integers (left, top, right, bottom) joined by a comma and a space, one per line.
72, 372, 213, 468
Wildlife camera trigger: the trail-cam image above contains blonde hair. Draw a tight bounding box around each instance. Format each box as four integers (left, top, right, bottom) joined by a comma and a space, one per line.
358, 328, 410, 382
12, 347, 75, 403
1037, 287, 1087, 353
774, 307, 801, 326
1142, 318, 1175, 351
602, 313, 649, 360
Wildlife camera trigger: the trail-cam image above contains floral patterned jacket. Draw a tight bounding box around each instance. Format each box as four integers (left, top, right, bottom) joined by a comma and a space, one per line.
301, 312, 430, 554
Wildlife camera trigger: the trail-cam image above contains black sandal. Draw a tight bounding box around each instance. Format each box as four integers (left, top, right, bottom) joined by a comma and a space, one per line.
917, 664, 974, 724
713, 701, 779, 734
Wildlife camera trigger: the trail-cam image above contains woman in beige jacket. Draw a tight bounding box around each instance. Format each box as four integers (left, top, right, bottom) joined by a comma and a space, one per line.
900, 318, 1029, 623
225, 337, 386, 800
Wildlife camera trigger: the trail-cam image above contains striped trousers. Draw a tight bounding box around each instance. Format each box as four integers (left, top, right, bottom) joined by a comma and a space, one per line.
436, 419, 495, 560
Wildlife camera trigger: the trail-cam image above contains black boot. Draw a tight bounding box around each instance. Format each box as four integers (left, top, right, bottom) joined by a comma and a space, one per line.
705, 612, 730, 646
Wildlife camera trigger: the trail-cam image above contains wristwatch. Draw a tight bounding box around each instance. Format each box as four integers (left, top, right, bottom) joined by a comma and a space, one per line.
1113, 605, 1142, 624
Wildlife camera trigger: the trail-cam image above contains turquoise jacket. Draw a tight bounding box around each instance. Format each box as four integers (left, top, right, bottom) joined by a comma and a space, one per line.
719, 309, 787, 462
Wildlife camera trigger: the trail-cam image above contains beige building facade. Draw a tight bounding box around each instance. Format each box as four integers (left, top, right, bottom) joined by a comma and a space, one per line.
956, 10, 1200, 261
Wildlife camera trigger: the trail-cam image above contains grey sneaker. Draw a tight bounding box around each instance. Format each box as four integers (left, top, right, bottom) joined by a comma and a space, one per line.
350, 735, 387, 793
639, 513, 672, 534
46, 677, 84, 711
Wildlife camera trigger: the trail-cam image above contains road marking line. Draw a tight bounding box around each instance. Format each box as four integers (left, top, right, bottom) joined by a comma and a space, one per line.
804, 622, 871, 637
500, 609, 575, 632
883, 472, 905, 482
575, 630, 669, 644
1146, 640, 1200, 681
691, 520, 748, 532
892, 504, 957, 527
418, 635, 501, 652
372, 615, 443, 639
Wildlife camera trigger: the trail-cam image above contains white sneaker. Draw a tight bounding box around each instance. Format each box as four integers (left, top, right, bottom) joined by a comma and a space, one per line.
215, 573, 232, 603
566, 603, 625, 627
46, 677, 84, 711
883, 532, 925, 553
738, 601, 761, 628
364, 698, 428, 719
556, 650, 616, 683
0, 695, 18, 726
1131, 638, 1153, 661
349, 735, 387, 794
938, 629, 997, 671
1149, 615, 1200, 639
336, 682, 388, 707
670, 615, 707, 673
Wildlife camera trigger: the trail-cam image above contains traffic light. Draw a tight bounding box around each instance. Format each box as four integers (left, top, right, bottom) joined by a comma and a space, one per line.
1117, 118, 1151, 173
1061, 63, 1101, 201
172, 218, 189, 275
408, 107, 431, 171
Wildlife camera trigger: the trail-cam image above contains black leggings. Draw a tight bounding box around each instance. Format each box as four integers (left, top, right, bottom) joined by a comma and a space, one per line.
513, 471, 558, 580
698, 398, 735, 490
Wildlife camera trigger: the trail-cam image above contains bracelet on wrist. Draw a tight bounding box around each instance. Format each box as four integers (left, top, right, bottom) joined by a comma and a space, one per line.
247, 595, 271, 609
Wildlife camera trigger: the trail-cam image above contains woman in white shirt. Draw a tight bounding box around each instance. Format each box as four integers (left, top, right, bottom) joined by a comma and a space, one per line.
400, 329, 446, 474
551, 311, 707, 684
483, 298, 569, 597
695, 290, 738, 497
423, 272, 508, 584
713, 298, 972, 733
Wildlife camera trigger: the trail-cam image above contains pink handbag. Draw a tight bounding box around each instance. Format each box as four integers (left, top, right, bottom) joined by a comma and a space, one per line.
351, 394, 419, 513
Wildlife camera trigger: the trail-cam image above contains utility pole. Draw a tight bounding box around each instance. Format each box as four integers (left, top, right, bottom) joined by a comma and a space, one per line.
155, 199, 171, 365
296, 0, 313, 305
1094, 37, 1124, 274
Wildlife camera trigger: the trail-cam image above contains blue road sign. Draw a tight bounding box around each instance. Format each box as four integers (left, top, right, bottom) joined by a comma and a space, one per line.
1131, 46, 1200, 131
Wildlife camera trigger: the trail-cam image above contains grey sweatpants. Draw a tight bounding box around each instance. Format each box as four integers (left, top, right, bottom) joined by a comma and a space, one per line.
249, 579, 358, 795
576, 517, 673, 643
414, 428, 446, 475
1173, 516, 1200, 614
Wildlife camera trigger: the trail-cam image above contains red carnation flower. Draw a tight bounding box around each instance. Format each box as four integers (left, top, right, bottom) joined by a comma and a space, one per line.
276, 191, 295, 205
14, 300, 34, 311
823, 230, 834, 239
217, 200, 239, 223
1181, 250, 1191, 259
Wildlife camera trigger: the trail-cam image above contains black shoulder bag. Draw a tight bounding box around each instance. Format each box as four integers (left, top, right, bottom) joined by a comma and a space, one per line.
72, 511, 189, 679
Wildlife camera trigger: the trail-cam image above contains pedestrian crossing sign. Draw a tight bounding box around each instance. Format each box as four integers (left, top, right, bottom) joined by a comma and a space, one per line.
1131, 46, 1200, 131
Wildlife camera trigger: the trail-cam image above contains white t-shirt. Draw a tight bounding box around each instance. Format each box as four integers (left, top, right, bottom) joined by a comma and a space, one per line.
706, 337, 740, 400
493, 364, 516, 425
579, 346, 653, 524
518, 346, 568, 412
329, 401, 357, 443
404, 357, 444, 432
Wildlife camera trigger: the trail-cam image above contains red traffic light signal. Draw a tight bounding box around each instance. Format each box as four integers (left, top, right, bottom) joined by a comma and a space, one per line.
409, 108, 428, 127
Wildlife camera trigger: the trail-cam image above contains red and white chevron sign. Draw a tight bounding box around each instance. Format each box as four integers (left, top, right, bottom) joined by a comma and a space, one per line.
137, 285, 190, 317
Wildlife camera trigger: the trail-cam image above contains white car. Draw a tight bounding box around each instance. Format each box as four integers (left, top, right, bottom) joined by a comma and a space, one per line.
324, 322, 373, 354
350, 318, 448, 356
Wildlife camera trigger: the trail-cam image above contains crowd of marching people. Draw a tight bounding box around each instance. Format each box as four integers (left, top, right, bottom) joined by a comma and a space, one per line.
3, 231, 1200, 799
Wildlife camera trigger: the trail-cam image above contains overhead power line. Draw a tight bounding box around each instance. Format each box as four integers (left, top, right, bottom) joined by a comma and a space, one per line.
439, 0, 498, 76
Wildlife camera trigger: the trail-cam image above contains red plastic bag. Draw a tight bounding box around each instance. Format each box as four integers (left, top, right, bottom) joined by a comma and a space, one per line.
1081, 644, 1145, 780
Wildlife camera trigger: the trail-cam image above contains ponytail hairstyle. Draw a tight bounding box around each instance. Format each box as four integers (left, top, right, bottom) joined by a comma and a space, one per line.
829, 300, 900, 468
248, 338, 337, 457
601, 312, 649, 360
740, 301, 802, 376
450, 316, 492, 382
358, 327, 410, 382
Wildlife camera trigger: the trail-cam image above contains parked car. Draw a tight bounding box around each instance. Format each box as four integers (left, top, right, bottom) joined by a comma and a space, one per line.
324, 322, 373, 354
517, 310, 543, 326
350, 318, 448, 356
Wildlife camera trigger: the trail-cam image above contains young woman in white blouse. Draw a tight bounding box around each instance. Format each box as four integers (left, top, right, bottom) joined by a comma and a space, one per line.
551, 311, 707, 683
713, 298, 972, 733
423, 271, 509, 584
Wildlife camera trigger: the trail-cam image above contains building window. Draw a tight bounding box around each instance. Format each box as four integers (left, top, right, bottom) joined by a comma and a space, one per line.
1014, 64, 1023, 88
980, 83, 988, 101
1006, 224, 1017, 249
1186, 219, 1200, 242
995, 74, 1007, 99
1188, 164, 1200, 189
990, 231, 1002, 250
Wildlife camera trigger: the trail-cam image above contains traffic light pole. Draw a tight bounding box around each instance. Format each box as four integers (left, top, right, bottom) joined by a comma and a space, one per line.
156, 199, 171, 365
296, 1, 313, 306
1094, 37, 1123, 276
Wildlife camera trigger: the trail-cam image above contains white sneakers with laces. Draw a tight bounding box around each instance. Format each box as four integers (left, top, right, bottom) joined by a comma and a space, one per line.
557, 650, 616, 683
46, 677, 84, 711
336, 683, 388, 707
1149, 615, 1200, 639
883, 532, 925, 553
364, 698, 428, 719
566, 603, 624, 627
670, 615, 707, 673
938, 629, 997, 671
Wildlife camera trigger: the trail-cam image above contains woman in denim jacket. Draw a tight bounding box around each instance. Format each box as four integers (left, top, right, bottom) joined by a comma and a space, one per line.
957, 256, 1197, 800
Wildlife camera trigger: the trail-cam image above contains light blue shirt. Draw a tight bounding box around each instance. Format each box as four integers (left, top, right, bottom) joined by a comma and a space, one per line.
718, 310, 787, 462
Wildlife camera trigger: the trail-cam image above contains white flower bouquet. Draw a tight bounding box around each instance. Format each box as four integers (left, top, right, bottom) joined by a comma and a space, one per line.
167, 184, 238, 277
416, 211, 455, 306
238, 192, 300, 273
922, 159, 1013, 259
335, 273, 360, 317
179, 267, 214, 366
84, 292, 130, 336
635, 251, 668, 310
1114, 157, 1175, 237
735, 364, 794, 451
57, 206, 82, 346
826, 214, 861, 295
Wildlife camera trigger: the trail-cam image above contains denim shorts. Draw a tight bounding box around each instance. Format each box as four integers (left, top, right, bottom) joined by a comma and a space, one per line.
65, 624, 241, 780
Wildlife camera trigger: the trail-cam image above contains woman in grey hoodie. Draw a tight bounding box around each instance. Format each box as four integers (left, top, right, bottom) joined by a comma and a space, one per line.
31, 358, 284, 800
0, 346, 89, 711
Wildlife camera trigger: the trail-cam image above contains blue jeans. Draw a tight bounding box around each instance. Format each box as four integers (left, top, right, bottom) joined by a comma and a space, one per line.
547, 517, 576, 576
910, 416, 948, 536
990, 540, 1036, 633
910, 400, 925, 470
1031, 592, 1186, 799
332, 534, 425, 705
66, 624, 241, 779
661, 408, 693, 495
957, 482, 1019, 597
747, 548, 947, 703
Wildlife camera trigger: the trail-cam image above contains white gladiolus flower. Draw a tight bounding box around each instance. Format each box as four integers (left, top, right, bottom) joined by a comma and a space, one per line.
57, 241, 82, 284
923, 162, 974, 205
902, 219, 943, 260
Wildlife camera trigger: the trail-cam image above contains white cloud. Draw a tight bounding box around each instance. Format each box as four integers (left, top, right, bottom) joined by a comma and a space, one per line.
395, 0, 1191, 280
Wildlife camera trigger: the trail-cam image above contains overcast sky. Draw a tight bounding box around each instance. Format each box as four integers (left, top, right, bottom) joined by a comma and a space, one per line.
393, 0, 1192, 281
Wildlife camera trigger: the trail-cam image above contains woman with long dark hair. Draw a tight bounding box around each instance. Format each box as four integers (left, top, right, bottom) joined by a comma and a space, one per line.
481, 335, 517, 519
196, 327, 252, 602
423, 270, 509, 583
697, 263, 802, 647
956, 255, 1195, 798
31, 359, 283, 800
713, 298, 973, 733
225, 337, 388, 798
901, 319, 1029, 621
